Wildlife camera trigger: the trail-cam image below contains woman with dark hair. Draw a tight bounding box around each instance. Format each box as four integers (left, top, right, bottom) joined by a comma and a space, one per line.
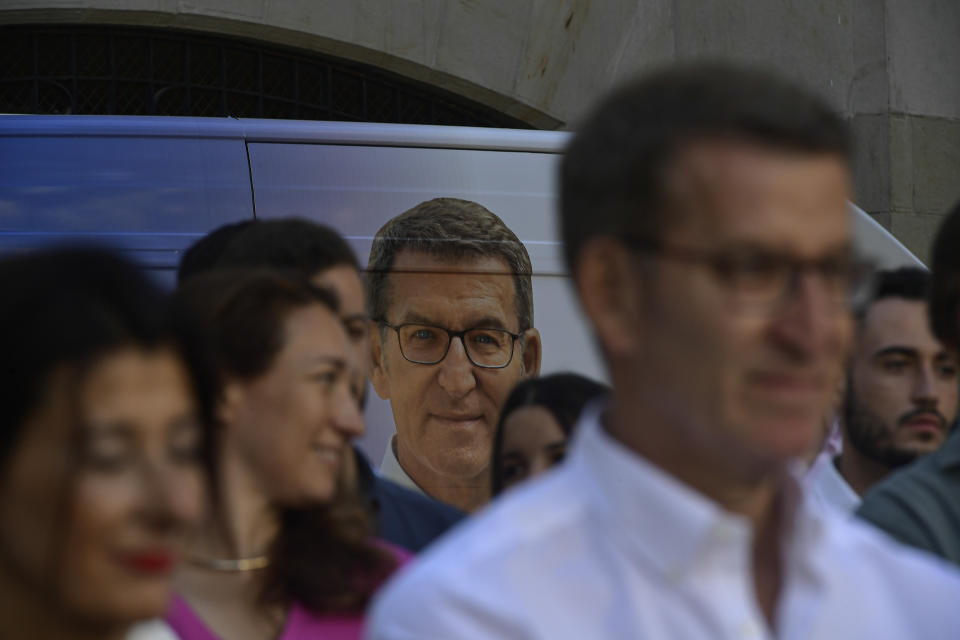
0, 248, 207, 640
491, 373, 608, 496
167, 269, 404, 640
193, 217, 464, 552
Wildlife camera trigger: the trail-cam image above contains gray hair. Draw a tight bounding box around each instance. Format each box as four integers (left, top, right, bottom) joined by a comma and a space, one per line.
367, 198, 534, 331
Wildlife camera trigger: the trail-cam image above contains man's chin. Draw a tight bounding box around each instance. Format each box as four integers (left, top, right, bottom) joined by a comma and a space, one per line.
739, 415, 821, 463
430, 457, 489, 480
422, 416, 492, 452
870, 445, 925, 470
420, 446, 490, 480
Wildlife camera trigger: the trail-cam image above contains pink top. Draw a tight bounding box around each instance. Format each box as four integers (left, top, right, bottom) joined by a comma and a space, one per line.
166, 544, 411, 640
166, 595, 365, 640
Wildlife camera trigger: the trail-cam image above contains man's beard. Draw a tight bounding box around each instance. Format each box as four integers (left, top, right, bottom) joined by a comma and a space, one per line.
842, 386, 942, 470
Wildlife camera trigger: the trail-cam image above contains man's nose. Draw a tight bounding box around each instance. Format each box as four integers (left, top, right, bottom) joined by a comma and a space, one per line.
437, 335, 478, 398
911, 366, 939, 408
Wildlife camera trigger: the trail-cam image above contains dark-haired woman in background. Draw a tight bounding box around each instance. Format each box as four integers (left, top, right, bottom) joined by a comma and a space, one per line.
0, 249, 207, 640
168, 270, 405, 640
491, 373, 609, 497
205, 217, 465, 552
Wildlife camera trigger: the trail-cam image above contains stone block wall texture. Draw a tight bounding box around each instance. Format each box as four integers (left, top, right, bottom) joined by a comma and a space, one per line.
2, 0, 958, 260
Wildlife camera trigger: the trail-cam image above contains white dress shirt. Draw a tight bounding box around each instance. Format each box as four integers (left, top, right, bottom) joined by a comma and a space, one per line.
806, 453, 862, 514
125, 620, 178, 640
380, 435, 427, 496
366, 405, 960, 640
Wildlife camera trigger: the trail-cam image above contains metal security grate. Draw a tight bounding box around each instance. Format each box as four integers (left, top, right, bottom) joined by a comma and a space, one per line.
0, 24, 532, 128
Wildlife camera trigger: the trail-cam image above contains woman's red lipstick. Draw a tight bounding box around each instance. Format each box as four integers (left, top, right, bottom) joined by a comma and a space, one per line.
120, 550, 175, 574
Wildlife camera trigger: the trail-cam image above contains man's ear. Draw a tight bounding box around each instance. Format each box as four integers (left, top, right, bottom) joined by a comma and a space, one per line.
575, 237, 644, 357
369, 322, 391, 400
519, 327, 542, 378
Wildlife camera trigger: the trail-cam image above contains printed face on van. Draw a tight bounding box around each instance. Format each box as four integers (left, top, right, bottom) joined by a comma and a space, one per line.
0, 348, 204, 626
371, 251, 541, 489
617, 140, 854, 473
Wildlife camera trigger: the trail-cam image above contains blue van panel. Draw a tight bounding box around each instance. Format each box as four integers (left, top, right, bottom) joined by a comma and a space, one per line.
0, 119, 254, 275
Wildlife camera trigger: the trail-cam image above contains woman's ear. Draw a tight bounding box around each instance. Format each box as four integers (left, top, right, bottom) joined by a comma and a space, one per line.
575, 237, 644, 358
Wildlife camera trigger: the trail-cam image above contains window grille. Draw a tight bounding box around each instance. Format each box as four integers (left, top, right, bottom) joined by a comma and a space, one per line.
0, 24, 532, 128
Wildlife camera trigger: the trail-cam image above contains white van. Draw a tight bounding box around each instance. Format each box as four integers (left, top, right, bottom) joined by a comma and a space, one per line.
0, 115, 923, 460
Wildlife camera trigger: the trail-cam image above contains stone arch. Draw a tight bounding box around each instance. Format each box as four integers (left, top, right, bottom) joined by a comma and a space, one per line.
0, 5, 564, 129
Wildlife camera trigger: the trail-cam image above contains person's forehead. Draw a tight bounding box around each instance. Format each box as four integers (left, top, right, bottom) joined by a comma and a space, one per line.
860, 298, 941, 353
310, 265, 365, 311
390, 249, 513, 276
502, 406, 565, 445
83, 348, 186, 396
663, 140, 852, 252
80, 349, 195, 426
282, 304, 350, 355
386, 250, 518, 324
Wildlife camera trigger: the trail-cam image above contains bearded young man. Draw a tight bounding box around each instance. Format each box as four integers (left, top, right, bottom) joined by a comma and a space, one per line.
858, 200, 960, 566
808, 267, 959, 513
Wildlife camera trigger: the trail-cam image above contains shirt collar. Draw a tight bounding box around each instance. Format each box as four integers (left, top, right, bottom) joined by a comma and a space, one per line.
379, 435, 427, 495
809, 455, 862, 513
569, 402, 830, 583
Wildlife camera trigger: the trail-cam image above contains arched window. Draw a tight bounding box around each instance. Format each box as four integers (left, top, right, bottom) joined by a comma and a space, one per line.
0, 24, 532, 128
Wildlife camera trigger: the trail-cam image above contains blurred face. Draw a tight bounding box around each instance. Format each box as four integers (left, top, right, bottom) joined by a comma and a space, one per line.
0, 348, 204, 626
311, 266, 368, 489
371, 252, 541, 483
311, 264, 368, 387
620, 141, 854, 473
497, 406, 567, 492
223, 303, 364, 505
845, 298, 959, 467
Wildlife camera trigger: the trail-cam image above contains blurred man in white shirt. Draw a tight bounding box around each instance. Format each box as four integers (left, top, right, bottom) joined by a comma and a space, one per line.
366, 63, 960, 640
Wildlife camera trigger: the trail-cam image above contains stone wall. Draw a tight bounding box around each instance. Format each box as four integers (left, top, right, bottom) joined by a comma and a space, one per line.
2, 0, 958, 259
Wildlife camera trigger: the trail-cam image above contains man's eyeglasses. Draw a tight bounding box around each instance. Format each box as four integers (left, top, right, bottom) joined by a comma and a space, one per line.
622, 236, 876, 314
379, 321, 521, 369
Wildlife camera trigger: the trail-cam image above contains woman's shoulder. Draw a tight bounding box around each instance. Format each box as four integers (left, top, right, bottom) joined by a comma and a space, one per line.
281, 541, 410, 640
161, 542, 410, 640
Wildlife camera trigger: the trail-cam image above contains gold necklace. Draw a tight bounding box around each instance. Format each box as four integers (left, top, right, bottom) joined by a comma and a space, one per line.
188, 554, 270, 571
